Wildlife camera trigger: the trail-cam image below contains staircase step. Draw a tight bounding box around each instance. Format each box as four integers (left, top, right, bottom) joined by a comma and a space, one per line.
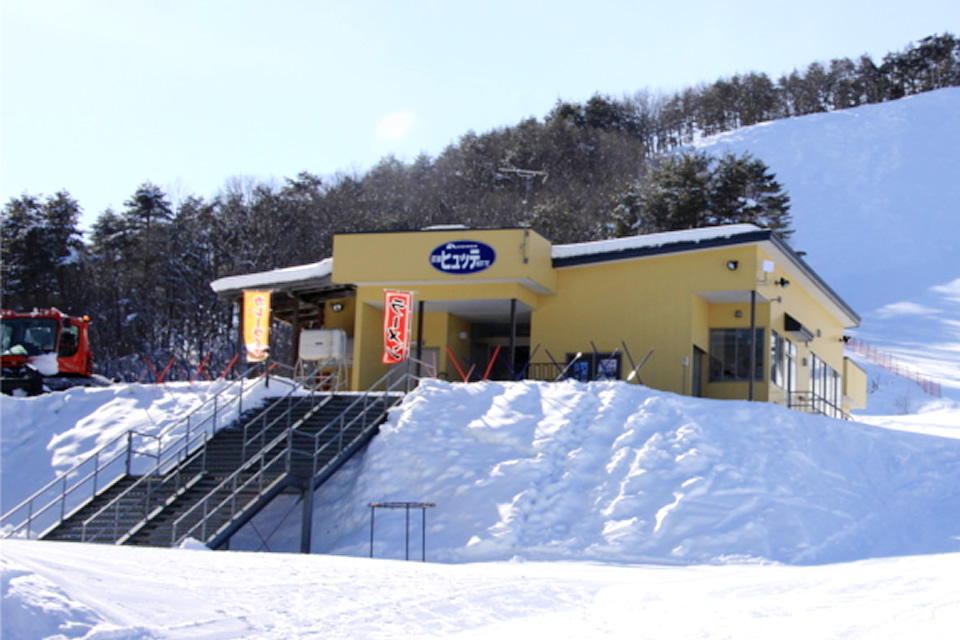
39, 393, 397, 548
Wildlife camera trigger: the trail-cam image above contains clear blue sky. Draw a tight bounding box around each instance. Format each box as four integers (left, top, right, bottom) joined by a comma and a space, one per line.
2, 0, 957, 229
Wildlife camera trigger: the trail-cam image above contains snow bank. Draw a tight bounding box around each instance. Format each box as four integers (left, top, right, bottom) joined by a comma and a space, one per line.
0, 380, 284, 514
295, 379, 960, 565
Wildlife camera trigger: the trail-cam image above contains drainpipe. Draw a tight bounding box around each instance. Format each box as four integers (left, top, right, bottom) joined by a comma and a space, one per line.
749, 290, 757, 401
415, 300, 425, 378
509, 299, 517, 375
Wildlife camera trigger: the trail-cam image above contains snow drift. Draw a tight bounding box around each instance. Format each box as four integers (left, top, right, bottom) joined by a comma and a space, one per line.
231, 378, 960, 566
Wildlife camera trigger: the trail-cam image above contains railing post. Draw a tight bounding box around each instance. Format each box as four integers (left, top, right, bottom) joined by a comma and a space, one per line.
285, 428, 294, 475
59, 476, 67, 521
92, 451, 100, 495
26, 501, 34, 539
125, 431, 133, 475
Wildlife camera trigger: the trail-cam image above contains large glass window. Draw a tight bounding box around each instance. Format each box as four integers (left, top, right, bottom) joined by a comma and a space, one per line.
709, 328, 764, 382
809, 353, 842, 417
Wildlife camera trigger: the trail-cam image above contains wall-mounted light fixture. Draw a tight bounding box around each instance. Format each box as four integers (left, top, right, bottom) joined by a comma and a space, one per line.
774, 277, 791, 288
331, 302, 344, 312
726, 260, 739, 271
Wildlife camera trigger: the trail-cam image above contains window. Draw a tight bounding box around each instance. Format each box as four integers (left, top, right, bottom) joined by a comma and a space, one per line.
809, 354, 842, 418
770, 331, 797, 393
2, 317, 59, 356
709, 328, 764, 382
58, 323, 80, 357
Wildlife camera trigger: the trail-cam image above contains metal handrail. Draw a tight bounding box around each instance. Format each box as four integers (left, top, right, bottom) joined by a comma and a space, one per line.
0, 361, 273, 539
74, 361, 330, 544
170, 368, 414, 547
787, 391, 850, 420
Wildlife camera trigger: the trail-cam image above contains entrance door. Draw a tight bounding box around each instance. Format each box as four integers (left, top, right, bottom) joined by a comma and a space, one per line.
691, 347, 705, 397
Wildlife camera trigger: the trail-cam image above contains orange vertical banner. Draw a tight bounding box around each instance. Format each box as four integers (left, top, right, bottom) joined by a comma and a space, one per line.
382, 290, 414, 365
243, 290, 272, 362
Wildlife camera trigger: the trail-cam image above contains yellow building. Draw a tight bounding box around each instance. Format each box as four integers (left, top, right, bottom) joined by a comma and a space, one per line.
211, 224, 867, 418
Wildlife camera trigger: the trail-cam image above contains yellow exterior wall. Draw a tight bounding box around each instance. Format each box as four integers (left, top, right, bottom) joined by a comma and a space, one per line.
756, 245, 850, 403
843, 357, 868, 411
351, 298, 388, 390
328, 227, 863, 415
534, 245, 761, 396
444, 314, 471, 380
333, 228, 556, 294
323, 297, 355, 333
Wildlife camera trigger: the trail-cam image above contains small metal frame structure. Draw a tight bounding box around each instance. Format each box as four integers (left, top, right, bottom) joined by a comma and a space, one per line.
368, 501, 436, 561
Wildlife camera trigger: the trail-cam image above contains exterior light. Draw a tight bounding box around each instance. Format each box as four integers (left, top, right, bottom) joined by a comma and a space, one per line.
775, 277, 791, 288
726, 260, 739, 271
331, 303, 344, 312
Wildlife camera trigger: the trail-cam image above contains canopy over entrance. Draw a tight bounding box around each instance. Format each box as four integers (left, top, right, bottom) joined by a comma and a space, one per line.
210, 259, 355, 327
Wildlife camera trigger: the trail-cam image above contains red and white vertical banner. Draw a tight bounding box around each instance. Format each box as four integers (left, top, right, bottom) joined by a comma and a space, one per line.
382, 290, 414, 365
243, 290, 272, 362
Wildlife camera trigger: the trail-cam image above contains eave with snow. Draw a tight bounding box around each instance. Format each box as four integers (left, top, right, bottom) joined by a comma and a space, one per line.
210, 258, 353, 328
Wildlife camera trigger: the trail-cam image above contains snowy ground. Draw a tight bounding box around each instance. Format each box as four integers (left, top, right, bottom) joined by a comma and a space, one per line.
4, 539, 960, 640
4, 90, 960, 639
3, 375, 960, 639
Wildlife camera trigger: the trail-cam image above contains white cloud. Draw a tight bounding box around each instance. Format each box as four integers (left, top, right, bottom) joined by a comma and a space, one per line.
375, 112, 416, 141
875, 301, 940, 318
930, 278, 960, 303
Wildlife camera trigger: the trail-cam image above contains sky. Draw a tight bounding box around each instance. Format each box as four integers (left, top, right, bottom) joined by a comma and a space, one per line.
1, 0, 958, 229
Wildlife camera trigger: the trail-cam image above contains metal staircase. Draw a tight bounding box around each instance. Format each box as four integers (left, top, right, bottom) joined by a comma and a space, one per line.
2, 368, 412, 551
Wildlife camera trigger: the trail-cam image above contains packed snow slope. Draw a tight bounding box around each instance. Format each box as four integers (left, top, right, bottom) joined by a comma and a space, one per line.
696, 87, 960, 393
695, 87, 960, 314
4, 379, 960, 567
266, 378, 960, 566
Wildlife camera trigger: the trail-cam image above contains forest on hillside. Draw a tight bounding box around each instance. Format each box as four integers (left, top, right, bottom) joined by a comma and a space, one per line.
3, 33, 958, 379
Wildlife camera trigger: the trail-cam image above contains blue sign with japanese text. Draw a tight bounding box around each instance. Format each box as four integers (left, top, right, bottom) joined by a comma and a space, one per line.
430, 241, 496, 275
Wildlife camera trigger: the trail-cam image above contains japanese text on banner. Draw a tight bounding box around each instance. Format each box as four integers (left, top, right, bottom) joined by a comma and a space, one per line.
243, 290, 271, 362
382, 290, 413, 365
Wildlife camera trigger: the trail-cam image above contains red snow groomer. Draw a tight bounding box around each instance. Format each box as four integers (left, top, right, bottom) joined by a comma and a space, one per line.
1, 308, 96, 395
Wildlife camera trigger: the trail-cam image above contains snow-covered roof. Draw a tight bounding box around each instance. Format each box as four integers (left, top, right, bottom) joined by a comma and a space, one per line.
209, 258, 333, 294
552, 223, 765, 261
552, 223, 859, 325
